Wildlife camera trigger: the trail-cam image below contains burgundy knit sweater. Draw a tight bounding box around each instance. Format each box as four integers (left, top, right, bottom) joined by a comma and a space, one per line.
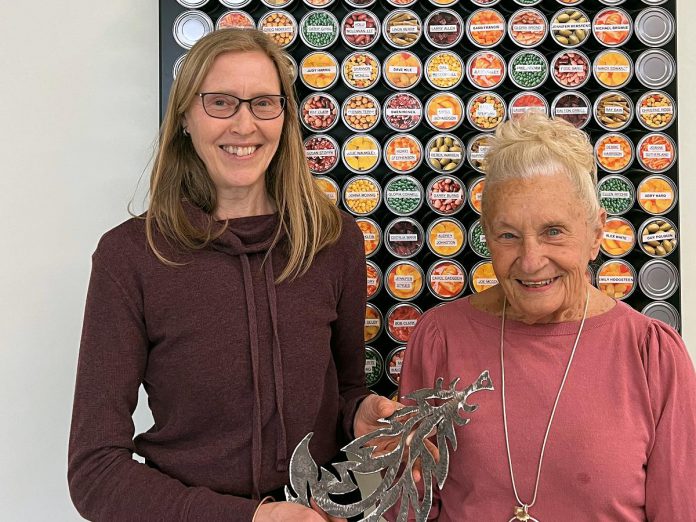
68, 205, 369, 521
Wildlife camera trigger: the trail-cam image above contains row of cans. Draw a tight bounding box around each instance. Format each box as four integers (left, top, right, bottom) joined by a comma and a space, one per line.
305, 128, 677, 177
352, 211, 678, 263
362, 256, 680, 324
178, 0, 671, 9
364, 292, 681, 389
173, 6, 675, 53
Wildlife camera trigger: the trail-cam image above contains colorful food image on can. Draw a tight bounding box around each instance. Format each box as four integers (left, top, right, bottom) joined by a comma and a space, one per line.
509, 92, 549, 120
466, 8, 506, 48
383, 92, 423, 131
597, 259, 636, 301
637, 174, 677, 215
593, 49, 633, 89
386, 303, 422, 343
426, 134, 463, 173
593, 91, 633, 132
427, 175, 466, 216
509, 50, 548, 90
356, 217, 381, 258
550, 8, 591, 48
364, 346, 383, 387
592, 7, 632, 47
600, 216, 636, 258
384, 217, 425, 259
425, 51, 464, 90
300, 51, 338, 90
467, 133, 492, 173
314, 175, 339, 206
300, 93, 339, 132
467, 50, 506, 90
258, 10, 297, 48
597, 174, 634, 216
384, 134, 423, 174
551, 91, 591, 129
216, 10, 255, 30
386, 346, 406, 385
426, 92, 464, 131
636, 133, 677, 173
637, 91, 675, 131
638, 217, 677, 258
304, 134, 339, 174
364, 303, 383, 343
468, 176, 485, 214
424, 9, 464, 48
342, 93, 380, 132
366, 261, 383, 300
594, 132, 634, 173
427, 259, 467, 300
384, 51, 422, 91
383, 9, 422, 49
299, 10, 339, 49
469, 219, 491, 258
470, 260, 498, 294
341, 51, 380, 90
342, 134, 381, 173
385, 260, 425, 301
341, 10, 380, 49
342, 175, 381, 216
384, 175, 424, 216
508, 8, 548, 48
551, 49, 590, 89
427, 217, 466, 258
467, 92, 506, 132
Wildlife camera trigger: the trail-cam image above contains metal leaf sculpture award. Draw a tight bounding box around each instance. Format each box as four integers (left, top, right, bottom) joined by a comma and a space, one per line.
285, 370, 493, 521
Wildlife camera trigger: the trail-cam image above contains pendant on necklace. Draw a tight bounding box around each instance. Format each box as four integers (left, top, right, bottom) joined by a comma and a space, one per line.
507, 505, 540, 522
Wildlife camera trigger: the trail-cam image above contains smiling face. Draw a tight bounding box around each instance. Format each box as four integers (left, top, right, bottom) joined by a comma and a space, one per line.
483, 174, 604, 324
182, 51, 284, 213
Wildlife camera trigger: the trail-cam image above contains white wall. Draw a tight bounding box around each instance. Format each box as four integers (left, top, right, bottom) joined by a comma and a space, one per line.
0, 1, 693, 520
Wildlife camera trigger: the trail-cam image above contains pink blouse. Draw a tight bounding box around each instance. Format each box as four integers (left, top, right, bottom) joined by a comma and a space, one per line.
389, 298, 696, 521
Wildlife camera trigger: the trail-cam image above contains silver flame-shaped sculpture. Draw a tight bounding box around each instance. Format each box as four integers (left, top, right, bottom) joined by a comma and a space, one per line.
285, 370, 493, 521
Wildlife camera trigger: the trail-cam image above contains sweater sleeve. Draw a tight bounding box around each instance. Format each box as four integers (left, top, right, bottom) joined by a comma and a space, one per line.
641, 322, 696, 522
384, 310, 444, 521
68, 246, 261, 521
331, 216, 370, 441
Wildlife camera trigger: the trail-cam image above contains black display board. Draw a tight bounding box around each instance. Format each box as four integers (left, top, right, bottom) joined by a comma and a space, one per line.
160, 0, 680, 398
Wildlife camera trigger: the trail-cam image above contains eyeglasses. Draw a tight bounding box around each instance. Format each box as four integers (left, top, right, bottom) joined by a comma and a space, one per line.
197, 93, 286, 120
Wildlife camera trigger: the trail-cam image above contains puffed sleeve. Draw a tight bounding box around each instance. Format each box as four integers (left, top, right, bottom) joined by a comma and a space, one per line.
641, 321, 696, 522
68, 236, 261, 521
331, 215, 370, 440
384, 309, 444, 521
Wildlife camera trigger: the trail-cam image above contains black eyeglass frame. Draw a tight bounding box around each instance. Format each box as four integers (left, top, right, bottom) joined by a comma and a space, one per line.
196, 93, 287, 120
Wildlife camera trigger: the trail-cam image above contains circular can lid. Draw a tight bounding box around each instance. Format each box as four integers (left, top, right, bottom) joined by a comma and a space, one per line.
597, 173, 635, 216
636, 173, 677, 215
342, 174, 382, 215
635, 49, 676, 89
550, 49, 591, 89
299, 10, 339, 49
596, 259, 636, 300
592, 7, 633, 48
635, 8, 675, 47
593, 90, 634, 131
427, 259, 467, 300
470, 259, 498, 293
641, 0, 668, 5
425, 133, 464, 174
466, 8, 506, 49
424, 9, 464, 49
508, 50, 549, 90
217, 10, 255, 30
341, 51, 381, 91
636, 132, 677, 174
466, 92, 506, 132
173, 11, 214, 50
466, 133, 493, 173
424, 50, 464, 91
304, 134, 339, 175
468, 218, 491, 258
426, 175, 466, 216
466, 50, 506, 90
383, 50, 423, 91
426, 91, 465, 131
260, 0, 294, 7
550, 90, 591, 129
342, 133, 381, 174
345, 0, 376, 6
384, 135, 424, 175
600, 216, 636, 258
366, 259, 383, 300
468, 176, 485, 214
356, 217, 382, 257
364, 303, 383, 343
177, 0, 209, 7
304, 0, 336, 7
386, 346, 407, 385
172, 54, 187, 80
556, 0, 583, 4
593, 132, 634, 173
258, 10, 298, 49
639, 259, 679, 300
636, 90, 676, 131
638, 216, 678, 258
593, 49, 633, 90
509, 91, 549, 120
314, 175, 340, 206
300, 93, 339, 132
641, 301, 680, 331
342, 92, 381, 133
384, 260, 425, 301
364, 346, 384, 387
383, 92, 423, 132
507, 8, 549, 48
384, 174, 424, 215
341, 10, 381, 50
384, 217, 425, 258
386, 302, 422, 343
383, 9, 423, 49
550, 8, 592, 48
426, 217, 467, 258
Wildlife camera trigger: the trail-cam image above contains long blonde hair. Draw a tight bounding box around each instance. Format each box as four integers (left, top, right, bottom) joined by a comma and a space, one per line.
146, 29, 341, 282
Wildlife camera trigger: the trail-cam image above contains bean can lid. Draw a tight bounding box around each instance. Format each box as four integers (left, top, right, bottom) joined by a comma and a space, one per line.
466, 91, 506, 132
384, 217, 425, 259
382, 9, 423, 49
635, 49, 676, 89
550, 49, 591, 89
466, 133, 493, 173
386, 346, 407, 385
641, 301, 680, 331
426, 91, 465, 131
364, 346, 384, 388
342, 92, 381, 133
304, 0, 336, 7
550, 8, 591, 48
426, 175, 466, 216
636, 91, 676, 131
173, 11, 214, 50
425, 133, 464, 174
341, 51, 381, 91
342, 174, 382, 215
260, 0, 294, 6
639, 259, 679, 300
341, 10, 381, 50
257, 10, 298, 49
635, 8, 675, 46
641, 0, 668, 6
345, 0, 376, 7
304, 134, 340, 175
638, 217, 678, 258
300, 93, 339, 132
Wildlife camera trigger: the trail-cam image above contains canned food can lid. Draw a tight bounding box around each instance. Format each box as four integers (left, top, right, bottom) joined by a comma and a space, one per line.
635, 8, 675, 46
386, 346, 407, 385
173, 54, 187, 80
427, 259, 467, 300
426, 216, 466, 258
177, 0, 209, 7
173, 11, 214, 50
220, 0, 252, 7
638, 216, 678, 258
641, 301, 680, 331
384, 217, 425, 258
364, 346, 384, 387
364, 303, 383, 342
384, 260, 425, 301
597, 259, 636, 301
639, 259, 679, 300
641, 0, 668, 5
635, 49, 676, 89
345, 0, 376, 6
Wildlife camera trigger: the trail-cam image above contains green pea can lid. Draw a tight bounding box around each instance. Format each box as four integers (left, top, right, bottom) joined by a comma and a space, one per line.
638, 259, 679, 300
508, 49, 549, 89
635, 7, 674, 46
468, 218, 491, 258
425, 133, 464, 174
597, 174, 635, 216
364, 346, 384, 388
638, 217, 678, 258
386, 346, 407, 386
384, 174, 424, 216
635, 49, 676, 89
173, 11, 214, 50
299, 11, 339, 50
641, 301, 680, 331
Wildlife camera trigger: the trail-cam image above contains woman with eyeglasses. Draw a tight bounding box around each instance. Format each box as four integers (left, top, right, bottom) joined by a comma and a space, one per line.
68, 29, 394, 522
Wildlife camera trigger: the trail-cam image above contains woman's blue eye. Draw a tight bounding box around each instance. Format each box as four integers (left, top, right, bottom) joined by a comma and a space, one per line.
501, 232, 515, 239
547, 228, 561, 236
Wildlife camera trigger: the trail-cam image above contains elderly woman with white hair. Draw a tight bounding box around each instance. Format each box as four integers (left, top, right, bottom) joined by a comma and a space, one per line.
392, 114, 696, 521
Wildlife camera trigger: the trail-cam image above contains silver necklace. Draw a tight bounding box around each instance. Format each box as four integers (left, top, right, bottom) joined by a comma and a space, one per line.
500, 290, 590, 522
